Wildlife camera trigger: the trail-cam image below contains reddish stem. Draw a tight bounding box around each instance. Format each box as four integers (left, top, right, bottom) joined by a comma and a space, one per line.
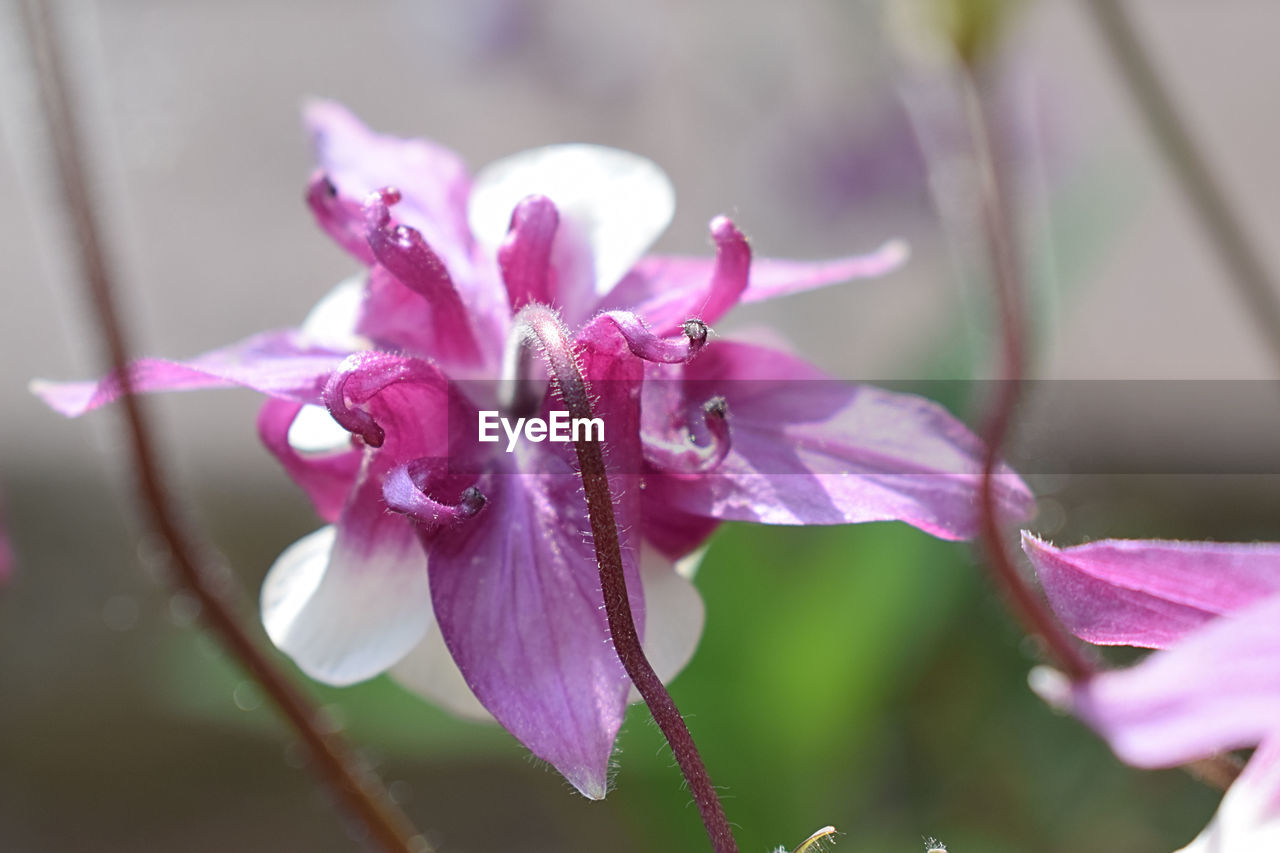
517, 305, 739, 853
19, 1, 426, 848
957, 66, 1095, 683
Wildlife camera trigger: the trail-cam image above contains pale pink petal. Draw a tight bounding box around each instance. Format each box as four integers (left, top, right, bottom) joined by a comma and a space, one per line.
1053, 594, 1280, 769
31, 331, 348, 416
305, 99, 475, 277
604, 238, 906, 335
742, 239, 908, 304
643, 342, 1033, 541
256, 400, 360, 524
1022, 534, 1280, 649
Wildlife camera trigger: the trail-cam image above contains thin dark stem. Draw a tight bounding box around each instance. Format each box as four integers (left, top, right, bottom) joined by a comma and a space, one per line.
19, 1, 427, 848
957, 66, 1095, 683
517, 305, 739, 853
958, 61, 1244, 791
1085, 0, 1280, 373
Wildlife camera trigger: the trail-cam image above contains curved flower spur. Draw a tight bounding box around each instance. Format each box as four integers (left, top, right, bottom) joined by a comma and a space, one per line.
34, 101, 1033, 798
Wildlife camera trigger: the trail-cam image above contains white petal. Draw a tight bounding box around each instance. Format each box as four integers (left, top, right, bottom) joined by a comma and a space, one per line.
260, 523, 432, 686
287, 404, 353, 454
300, 275, 370, 350
389, 620, 494, 722
468, 144, 675, 295
629, 544, 706, 702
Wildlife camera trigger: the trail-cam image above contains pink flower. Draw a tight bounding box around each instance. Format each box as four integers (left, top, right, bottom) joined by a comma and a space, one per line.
1023, 533, 1280, 850
34, 101, 1031, 798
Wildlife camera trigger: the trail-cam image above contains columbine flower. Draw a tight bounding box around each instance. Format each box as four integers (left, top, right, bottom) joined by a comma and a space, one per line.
34, 101, 1031, 798
1022, 533, 1280, 851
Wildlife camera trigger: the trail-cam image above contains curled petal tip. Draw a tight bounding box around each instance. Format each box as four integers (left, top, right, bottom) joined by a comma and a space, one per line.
508, 193, 558, 226
709, 215, 741, 242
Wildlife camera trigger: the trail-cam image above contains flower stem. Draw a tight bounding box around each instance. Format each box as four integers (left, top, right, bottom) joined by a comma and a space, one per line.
1085, 0, 1280, 373
956, 65, 1095, 683
19, 2, 427, 849
957, 59, 1250, 792
517, 305, 739, 853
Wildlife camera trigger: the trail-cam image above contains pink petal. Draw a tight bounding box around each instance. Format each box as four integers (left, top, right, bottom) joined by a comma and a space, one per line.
256, 399, 361, 524
1022, 535, 1280, 649
742, 239, 908, 304
414, 332, 647, 798
425, 464, 642, 799
600, 216, 750, 335
304, 100, 475, 279
497, 194, 558, 312
604, 237, 906, 336
643, 342, 1033, 541
31, 331, 348, 416
362, 190, 483, 366
1055, 594, 1280, 769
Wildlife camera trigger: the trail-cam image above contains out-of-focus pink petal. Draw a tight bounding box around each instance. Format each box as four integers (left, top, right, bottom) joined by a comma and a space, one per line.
1022, 534, 1280, 649
31, 331, 348, 416
643, 342, 1033, 541
1051, 594, 1280, 769
604, 237, 905, 335
1179, 738, 1280, 852
257, 400, 361, 524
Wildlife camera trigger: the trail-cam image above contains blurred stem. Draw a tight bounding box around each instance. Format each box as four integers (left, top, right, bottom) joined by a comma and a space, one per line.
19, 1, 427, 849
958, 56, 1240, 791
955, 64, 1095, 683
1085, 0, 1280, 372
516, 304, 739, 853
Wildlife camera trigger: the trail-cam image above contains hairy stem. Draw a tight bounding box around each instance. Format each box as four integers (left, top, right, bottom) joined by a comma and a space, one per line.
1085, 0, 1280, 373
516, 304, 739, 853
19, 1, 427, 847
